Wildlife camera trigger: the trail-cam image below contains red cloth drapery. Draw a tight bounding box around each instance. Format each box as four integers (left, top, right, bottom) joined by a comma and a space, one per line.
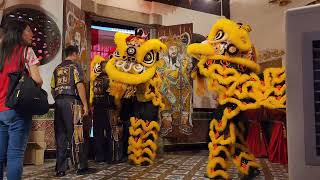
245, 109, 268, 157
247, 121, 269, 157
91, 29, 99, 46
268, 110, 287, 165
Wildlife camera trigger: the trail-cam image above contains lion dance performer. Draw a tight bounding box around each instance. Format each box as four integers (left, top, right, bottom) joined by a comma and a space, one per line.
105, 29, 166, 166
187, 18, 286, 179
90, 55, 124, 162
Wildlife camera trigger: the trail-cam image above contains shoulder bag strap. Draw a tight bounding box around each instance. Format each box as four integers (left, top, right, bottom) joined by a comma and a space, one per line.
21, 46, 30, 75
17, 46, 24, 72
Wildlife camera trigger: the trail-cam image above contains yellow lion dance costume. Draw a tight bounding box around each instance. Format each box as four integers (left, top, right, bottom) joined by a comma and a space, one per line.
105, 31, 166, 166
187, 18, 286, 179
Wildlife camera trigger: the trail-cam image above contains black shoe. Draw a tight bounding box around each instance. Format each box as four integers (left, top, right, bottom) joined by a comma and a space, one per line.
56, 171, 66, 177
141, 161, 150, 166
240, 168, 260, 180
204, 173, 226, 180
120, 156, 128, 162
76, 168, 89, 175
95, 159, 105, 163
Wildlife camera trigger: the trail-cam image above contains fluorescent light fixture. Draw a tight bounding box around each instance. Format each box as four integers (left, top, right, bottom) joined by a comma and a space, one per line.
91, 25, 135, 34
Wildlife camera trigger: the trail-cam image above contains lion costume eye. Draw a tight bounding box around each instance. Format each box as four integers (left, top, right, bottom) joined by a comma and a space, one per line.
226, 44, 239, 55
215, 30, 225, 41
114, 50, 120, 58
127, 47, 136, 56
143, 51, 155, 65
93, 63, 102, 74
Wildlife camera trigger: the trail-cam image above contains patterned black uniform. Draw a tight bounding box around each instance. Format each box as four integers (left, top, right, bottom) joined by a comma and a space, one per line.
51, 60, 88, 172
92, 73, 122, 162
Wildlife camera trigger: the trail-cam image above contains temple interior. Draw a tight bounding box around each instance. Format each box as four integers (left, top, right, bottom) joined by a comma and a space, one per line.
0, 0, 320, 179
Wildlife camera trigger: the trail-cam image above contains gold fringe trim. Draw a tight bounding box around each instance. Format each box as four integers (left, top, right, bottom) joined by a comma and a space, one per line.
128, 118, 159, 166
128, 136, 143, 149
129, 127, 143, 137
144, 74, 165, 110
130, 117, 143, 128
206, 157, 230, 179
208, 123, 236, 145
208, 143, 232, 158
196, 63, 286, 110
233, 152, 261, 175
142, 121, 161, 132
142, 139, 157, 152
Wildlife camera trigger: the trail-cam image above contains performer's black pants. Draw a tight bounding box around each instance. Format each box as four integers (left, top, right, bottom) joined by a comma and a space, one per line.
120, 98, 134, 158
54, 98, 87, 172
93, 106, 112, 162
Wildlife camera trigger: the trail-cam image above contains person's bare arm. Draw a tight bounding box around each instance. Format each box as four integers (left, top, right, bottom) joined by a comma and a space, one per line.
29, 64, 43, 86
76, 82, 88, 116
26, 47, 43, 86
50, 73, 55, 98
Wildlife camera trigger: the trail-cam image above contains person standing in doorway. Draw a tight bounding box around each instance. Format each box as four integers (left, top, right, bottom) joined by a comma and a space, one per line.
92, 61, 109, 162
0, 20, 43, 180
92, 61, 122, 163
51, 45, 89, 177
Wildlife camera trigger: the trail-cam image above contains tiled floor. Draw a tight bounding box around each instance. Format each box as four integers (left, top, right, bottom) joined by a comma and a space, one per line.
6, 152, 288, 180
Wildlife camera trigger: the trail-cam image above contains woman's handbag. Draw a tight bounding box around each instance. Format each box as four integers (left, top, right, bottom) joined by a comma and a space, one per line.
5, 47, 49, 115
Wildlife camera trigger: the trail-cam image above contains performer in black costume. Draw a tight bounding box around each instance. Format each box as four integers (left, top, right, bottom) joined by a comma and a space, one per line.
119, 97, 134, 161
92, 61, 124, 163
105, 29, 166, 166
51, 45, 89, 177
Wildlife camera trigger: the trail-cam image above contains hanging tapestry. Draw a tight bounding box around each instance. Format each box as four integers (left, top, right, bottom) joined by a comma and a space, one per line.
64, 0, 89, 80
157, 24, 193, 137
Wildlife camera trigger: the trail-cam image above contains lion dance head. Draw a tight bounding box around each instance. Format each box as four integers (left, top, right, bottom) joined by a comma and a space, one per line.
188, 18, 260, 77
105, 30, 167, 108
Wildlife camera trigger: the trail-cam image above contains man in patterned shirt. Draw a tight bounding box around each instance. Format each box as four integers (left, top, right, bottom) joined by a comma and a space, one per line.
51, 45, 89, 177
